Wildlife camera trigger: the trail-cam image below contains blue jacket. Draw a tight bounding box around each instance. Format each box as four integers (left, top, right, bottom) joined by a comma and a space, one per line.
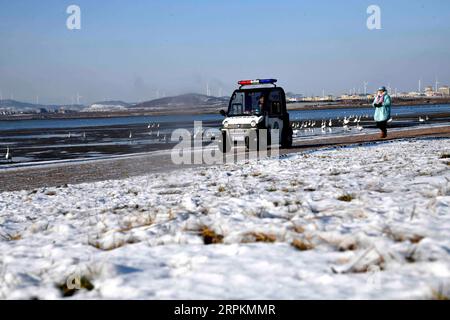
372, 94, 391, 122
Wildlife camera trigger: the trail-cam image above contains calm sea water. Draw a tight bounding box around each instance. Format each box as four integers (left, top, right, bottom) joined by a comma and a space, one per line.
0, 104, 448, 132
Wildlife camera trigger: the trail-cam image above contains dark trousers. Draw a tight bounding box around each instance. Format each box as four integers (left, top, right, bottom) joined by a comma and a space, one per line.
376, 120, 388, 135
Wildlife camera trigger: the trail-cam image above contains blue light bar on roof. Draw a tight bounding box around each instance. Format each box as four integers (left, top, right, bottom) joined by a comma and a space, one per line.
258, 79, 277, 84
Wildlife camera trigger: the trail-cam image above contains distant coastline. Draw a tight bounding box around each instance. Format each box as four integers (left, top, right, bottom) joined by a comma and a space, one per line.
1, 97, 449, 121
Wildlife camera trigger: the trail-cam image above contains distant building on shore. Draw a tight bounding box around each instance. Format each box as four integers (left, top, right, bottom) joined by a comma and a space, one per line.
439, 86, 450, 96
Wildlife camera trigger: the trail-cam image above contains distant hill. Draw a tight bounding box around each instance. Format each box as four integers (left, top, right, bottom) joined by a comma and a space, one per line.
0, 94, 229, 115
132, 93, 228, 111
0, 99, 84, 112
0, 99, 55, 111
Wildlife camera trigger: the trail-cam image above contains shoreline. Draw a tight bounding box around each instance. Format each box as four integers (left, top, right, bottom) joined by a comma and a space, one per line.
1, 98, 449, 122
1, 125, 449, 193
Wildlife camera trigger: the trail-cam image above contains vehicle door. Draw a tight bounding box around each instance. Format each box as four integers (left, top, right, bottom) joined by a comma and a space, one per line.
266, 89, 283, 142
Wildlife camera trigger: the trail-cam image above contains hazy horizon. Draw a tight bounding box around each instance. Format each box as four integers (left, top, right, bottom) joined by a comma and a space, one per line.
1, 0, 449, 105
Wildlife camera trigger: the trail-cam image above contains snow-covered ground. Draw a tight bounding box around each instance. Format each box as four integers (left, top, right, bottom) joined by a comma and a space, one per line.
1, 138, 449, 299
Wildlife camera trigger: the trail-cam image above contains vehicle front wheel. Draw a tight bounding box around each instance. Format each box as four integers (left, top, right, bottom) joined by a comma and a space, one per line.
281, 129, 293, 148
220, 131, 231, 153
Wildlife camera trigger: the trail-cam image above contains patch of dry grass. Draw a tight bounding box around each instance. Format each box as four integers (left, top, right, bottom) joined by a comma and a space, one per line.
0, 231, 22, 241
431, 287, 449, 300
57, 276, 95, 297
291, 224, 305, 233
243, 232, 277, 243
317, 234, 358, 252
291, 238, 314, 251
337, 194, 354, 202
199, 226, 224, 245
383, 227, 424, 243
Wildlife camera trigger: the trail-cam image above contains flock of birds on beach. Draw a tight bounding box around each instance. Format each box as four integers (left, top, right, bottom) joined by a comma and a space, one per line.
145, 122, 172, 143
290, 114, 369, 136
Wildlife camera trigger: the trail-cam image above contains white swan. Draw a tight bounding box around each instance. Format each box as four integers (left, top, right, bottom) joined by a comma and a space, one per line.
5, 147, 12, 162
356, 122, 364, 131
321, 120, 326, 133
343, 117, 350, 125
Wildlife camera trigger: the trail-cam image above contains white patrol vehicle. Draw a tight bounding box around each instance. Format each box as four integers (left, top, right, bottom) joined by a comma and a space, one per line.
219, 79, 293, 152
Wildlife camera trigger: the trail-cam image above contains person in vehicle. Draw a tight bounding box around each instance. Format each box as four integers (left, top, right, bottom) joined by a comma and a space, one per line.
255, 95, 265, 114
372, 86, 391, 138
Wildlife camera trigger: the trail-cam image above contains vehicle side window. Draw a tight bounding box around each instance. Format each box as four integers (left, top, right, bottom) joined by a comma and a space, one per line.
269, 91, 282, 115
229, 92, 244, 115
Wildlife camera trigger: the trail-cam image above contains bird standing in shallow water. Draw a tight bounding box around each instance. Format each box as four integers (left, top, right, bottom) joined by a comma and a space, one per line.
321, 120, 326, 133
5, 147, 12, 162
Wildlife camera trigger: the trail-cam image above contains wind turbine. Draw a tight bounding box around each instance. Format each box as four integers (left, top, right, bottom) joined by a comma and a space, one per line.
206, 83, 210, 96
76, 93, 82, 105
435, 77, 439, 92
363, 81, 368, 95
418, 79, 422, 93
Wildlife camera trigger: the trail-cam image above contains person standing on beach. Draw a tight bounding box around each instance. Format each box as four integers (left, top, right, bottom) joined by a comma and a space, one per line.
372, 86, 391, 138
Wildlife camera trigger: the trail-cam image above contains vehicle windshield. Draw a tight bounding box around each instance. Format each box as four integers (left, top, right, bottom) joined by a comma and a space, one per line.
228, 91, 266, 116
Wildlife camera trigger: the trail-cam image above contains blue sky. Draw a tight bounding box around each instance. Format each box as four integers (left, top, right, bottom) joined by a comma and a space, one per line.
0, 0, 449, 104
